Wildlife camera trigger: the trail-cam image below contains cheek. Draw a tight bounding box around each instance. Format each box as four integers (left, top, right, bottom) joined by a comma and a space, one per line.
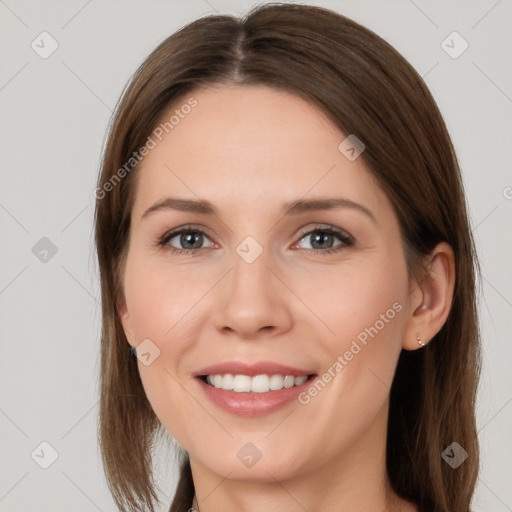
123, 250, 201, 342
122, 252, 200, 440
284, 262, 408, 457
294, 254, 408, 393
293, 255, 407, 342
122, 250, 209, 411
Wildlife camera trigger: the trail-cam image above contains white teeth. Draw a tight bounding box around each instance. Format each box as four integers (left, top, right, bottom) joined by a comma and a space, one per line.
205, 374, 310, 392
251, 374, 269, 393
234, 375, 251, 392
294, 375, 308, 386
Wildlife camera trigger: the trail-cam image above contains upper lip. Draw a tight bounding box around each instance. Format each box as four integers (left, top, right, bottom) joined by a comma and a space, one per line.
193, 361, 316, 378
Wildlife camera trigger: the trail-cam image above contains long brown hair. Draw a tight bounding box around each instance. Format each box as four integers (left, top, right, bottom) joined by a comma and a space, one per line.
94, 3, 481, 511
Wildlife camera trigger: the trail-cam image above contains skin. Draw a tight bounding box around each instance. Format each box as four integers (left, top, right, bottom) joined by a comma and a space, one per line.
118, 84, 455, 512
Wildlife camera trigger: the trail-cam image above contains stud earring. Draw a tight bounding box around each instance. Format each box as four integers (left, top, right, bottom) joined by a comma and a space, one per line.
129, 346, 137, 357
416, 335, 424, 347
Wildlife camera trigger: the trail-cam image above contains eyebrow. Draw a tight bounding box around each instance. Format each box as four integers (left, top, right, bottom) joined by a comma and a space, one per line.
141, 196, 377, 224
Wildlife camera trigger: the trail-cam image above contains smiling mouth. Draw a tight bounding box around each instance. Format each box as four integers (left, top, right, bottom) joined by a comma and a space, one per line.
198, 373, 317, 393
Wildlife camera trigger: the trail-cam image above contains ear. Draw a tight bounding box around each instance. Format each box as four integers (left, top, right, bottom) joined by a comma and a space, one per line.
402, 242, 456, 350
118, 291, 135, 348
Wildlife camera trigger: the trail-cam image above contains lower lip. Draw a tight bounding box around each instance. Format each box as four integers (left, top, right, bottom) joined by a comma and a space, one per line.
196, 375, 317, 417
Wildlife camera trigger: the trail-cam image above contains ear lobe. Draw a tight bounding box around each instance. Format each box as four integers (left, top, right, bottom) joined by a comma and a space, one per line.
403, 242, 456, 351
117, 293, 135, 346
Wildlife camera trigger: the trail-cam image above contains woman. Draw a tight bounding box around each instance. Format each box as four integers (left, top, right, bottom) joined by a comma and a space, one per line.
94, 4, 481, 511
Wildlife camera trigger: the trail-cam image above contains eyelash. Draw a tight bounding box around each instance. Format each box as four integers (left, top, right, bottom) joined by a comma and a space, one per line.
157, 223, 355, 256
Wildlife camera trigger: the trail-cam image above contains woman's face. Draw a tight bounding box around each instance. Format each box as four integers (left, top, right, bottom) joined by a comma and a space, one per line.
119, 84, 414, 482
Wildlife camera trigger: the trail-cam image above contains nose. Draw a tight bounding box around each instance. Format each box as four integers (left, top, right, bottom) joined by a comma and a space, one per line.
213, 247, 293, 340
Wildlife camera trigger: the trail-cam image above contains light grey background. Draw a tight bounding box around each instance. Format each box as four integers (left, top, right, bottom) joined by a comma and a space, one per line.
1, 0, 511, 510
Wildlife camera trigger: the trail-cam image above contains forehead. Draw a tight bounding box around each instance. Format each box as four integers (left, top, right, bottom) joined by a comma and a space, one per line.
130, 84, 388, 222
